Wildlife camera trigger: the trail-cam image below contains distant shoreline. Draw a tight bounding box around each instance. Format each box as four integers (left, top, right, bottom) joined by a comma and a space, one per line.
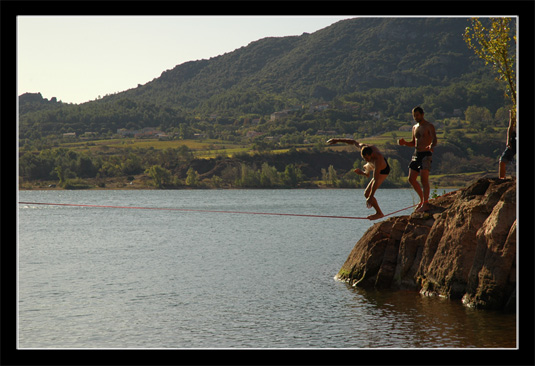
18, 184, 465, 191
18, 171, 502, 191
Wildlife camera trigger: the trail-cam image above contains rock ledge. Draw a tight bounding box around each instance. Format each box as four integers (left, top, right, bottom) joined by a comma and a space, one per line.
335, 178, 517, 312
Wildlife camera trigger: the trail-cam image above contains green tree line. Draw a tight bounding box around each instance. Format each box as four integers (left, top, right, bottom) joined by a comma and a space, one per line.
19, 144, 415, 189
19, 77, 510, 152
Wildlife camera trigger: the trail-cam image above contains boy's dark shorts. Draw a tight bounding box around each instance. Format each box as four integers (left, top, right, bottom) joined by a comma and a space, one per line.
499, 147, 516, 163
409, 151, 432, 172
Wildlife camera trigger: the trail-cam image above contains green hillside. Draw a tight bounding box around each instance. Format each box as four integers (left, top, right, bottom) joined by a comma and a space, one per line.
19, 18, 511, 139
18, 17, 516, 189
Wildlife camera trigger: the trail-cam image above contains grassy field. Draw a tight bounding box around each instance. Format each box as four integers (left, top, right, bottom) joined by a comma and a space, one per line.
35, 123, 507, 156
362, 127, 506, 147
20, 124, 512, 191
53, 138, 250, 158
56, 137, 344, 159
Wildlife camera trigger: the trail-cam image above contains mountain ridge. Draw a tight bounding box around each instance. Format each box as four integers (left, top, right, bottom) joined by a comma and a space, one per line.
19, 17, 509, 139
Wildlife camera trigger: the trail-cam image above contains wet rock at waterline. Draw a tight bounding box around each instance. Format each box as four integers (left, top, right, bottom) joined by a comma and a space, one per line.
335, 178, 516, 312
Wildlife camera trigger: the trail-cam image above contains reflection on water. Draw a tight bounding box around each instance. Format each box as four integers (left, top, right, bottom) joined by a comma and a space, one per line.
18, 189, 517, 349
345, 285, 517, 348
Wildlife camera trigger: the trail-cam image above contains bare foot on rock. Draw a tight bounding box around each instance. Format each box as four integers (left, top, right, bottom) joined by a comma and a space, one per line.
415, 203, 430, 212
367, 213, 385, 220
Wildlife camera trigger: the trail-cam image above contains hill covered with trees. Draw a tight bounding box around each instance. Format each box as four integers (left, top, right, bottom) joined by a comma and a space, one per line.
19, 17, 511, 140
18, 17, 515, 189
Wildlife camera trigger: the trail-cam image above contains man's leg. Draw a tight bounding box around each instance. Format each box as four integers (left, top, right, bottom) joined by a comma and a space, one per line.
408, 169, 423, 209
417, 169, 431, 212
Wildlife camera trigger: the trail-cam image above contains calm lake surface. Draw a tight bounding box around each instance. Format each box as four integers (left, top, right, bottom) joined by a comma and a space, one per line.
17, 189, 517, 349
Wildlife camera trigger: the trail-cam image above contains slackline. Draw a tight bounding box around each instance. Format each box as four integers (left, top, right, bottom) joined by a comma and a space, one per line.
18, 201, 419, 220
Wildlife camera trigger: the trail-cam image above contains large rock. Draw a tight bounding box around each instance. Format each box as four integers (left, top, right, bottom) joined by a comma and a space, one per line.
336, 216, 408, 289
335, 178, 517, 312
463, 183, 516, 311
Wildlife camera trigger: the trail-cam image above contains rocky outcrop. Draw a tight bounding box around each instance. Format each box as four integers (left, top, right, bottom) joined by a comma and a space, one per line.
335, 178, 517, 312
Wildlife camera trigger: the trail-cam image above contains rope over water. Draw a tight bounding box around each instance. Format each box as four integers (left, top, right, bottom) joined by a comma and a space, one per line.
18, 201, 420, 220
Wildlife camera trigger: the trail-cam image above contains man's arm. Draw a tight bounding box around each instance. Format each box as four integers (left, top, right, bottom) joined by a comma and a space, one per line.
398, 127, 416, 147
428, 124, 438, 151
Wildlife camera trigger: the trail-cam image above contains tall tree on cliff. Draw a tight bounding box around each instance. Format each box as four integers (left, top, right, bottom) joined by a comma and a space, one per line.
464, 17, 517, 126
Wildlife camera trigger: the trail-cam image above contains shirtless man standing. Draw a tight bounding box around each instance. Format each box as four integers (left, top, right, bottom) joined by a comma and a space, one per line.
398, 106, 437, 212
327, 138, 390, 220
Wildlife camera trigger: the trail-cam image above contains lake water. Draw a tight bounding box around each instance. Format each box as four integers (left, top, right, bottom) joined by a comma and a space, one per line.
17, 189, 517, 349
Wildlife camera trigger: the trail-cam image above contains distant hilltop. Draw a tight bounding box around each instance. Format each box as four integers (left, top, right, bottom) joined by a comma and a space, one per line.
19, 17, 510, 140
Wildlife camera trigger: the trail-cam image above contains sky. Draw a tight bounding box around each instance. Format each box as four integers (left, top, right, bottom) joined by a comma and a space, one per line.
17, 16, 355, 104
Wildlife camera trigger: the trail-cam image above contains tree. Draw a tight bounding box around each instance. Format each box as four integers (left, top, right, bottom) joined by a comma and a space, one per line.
259, 162, 281, 187
145, 165, 172, 188
282, 164, 303, 188
185, 167, 200, 187
464, 18, 516, 124
54, 166, 65, 186
386, 157, 403, 185
179, 123, 192, 140
236, 163, 260, 188
465, 105, 493, 131
321, 165, 339, 187
77, 155, 98, 178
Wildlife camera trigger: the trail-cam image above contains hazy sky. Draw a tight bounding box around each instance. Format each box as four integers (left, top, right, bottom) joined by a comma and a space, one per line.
17, 16, 355, 104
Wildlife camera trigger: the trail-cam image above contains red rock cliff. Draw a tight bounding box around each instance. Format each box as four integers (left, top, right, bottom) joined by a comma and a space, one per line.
335, 178, 517, 312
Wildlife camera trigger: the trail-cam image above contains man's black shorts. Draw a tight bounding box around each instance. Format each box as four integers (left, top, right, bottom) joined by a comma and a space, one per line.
409, 151, 432, 172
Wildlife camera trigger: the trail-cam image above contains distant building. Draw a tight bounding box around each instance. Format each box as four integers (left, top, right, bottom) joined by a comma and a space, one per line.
316, 130, 337, 136
246, 131, 264, 139
368, 112, 381, 119
264, 135, 281, 142
270, 106, 302, 121
309, 103, 330, 112
270, 111, 288, 121
118, 127, 162, 138
80, 132, 98, 139
117, 128, 139, 137
157, 133, 171, 140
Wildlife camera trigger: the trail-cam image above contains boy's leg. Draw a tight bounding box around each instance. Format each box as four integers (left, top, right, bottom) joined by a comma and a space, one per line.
366, 174, 388, 220
366, 197, 384, 220
364, 179, 373, 208
499, 161, 506, 179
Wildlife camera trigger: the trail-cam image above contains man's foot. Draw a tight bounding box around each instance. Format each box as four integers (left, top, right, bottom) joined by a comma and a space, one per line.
367, 212, 385, 220
415, 203, 430, 213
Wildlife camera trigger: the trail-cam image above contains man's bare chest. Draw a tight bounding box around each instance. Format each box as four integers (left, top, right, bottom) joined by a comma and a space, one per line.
414, 125, 429, 140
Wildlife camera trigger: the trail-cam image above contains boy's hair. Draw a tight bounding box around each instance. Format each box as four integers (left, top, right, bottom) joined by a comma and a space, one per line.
412, 106, 424, 114
361, 146, 373, 157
